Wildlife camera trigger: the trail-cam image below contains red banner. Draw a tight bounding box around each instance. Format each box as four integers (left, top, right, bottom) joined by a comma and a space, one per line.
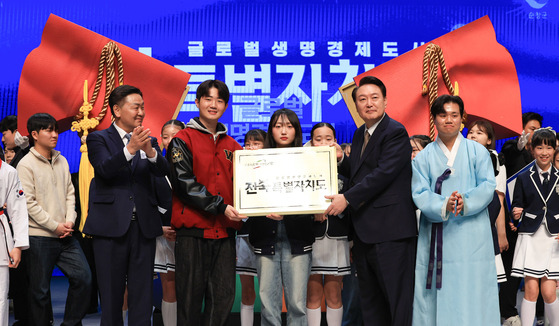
18, 14, 191, 143
354, 16, 522, 139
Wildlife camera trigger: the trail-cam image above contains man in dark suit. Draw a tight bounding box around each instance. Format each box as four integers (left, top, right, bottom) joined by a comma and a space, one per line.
85, 85, 169, 325
325, 76, 417, 326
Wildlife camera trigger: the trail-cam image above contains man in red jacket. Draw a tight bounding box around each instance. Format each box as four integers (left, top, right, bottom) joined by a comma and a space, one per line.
167, 79, 245, 325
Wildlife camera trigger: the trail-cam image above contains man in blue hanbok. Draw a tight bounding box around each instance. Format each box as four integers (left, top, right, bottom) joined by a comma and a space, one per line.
411, 94, 499, 325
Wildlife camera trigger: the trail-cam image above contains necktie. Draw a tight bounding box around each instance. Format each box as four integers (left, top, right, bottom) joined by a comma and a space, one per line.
124, 133, 137, 168
542, 171, 550, 193
361, 131, 370, 157
426, 168, 452, 290
124, 133, 131, 145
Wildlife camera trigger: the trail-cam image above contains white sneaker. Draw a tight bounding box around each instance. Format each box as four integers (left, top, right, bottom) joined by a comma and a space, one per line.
503, 315, 521, 326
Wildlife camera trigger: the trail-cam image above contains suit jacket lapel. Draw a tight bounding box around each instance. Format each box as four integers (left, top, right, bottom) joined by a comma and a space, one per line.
350, 125, 364, 179
107, 124, 133, 173
352, 115, 389, 179
107, 124, 125, 150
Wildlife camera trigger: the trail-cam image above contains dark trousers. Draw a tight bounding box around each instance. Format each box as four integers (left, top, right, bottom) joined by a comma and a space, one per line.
17, 251, 54, 325
353, 236, 416, 326
9, 255, 30, 324
27, 236, 92, 326
76, 231, 100, 313
175, 235, 236, 326
93, 220, 156, 326
341, 261, 364, 326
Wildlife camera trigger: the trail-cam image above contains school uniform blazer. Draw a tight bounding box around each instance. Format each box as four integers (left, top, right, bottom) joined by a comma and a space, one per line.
339, 114, 417, 244
84, 124, 169, 239
513, 165, 559, 235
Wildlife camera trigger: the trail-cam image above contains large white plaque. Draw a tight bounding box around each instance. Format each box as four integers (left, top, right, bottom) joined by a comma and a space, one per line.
234, 146, 338, 216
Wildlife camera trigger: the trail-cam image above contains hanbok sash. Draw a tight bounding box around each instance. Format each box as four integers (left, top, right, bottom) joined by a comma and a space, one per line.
426, 168, 452, 289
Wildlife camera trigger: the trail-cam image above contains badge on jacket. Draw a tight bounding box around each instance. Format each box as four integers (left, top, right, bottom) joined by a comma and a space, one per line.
171, 148, 183, 163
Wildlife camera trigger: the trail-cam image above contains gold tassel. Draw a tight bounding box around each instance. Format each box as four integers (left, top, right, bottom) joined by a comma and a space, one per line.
71, 80, 99, 232
71, 41, 123, 232
421, 43, 459, 141
77, 143, 95, 232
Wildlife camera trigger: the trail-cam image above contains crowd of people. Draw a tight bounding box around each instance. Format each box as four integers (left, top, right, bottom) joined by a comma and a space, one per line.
0, 76, 558, 326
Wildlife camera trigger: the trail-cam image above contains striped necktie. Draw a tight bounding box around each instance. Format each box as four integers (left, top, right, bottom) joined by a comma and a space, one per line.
360, 131, 370, 157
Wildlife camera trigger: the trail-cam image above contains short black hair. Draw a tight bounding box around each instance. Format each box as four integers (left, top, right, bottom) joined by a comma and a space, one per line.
0, 115, 17, 133
27, 113, 58, 146
244, 129, 266, 145
430, 94, 465, 118
352, 76, 387, 103
531, 129, 557, 150
108, 85, 143, 117
264, 109, 303, 148
522, 112, 543, 128
196, 80, 230, 105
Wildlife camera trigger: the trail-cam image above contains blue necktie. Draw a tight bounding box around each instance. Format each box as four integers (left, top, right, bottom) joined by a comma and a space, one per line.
124, 134, 137, 168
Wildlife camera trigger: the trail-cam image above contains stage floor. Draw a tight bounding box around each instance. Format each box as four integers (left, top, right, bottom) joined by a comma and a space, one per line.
8, 276, 539, 326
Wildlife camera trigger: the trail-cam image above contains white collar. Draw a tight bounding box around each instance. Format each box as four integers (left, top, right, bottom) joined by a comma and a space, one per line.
364, 113, 386, 136
436, 133, 462, 168
113, 122, 130, 140
535, 163, 551, 176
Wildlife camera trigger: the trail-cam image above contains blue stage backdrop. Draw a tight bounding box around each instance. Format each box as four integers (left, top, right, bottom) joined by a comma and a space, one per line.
0, 0, 557, 172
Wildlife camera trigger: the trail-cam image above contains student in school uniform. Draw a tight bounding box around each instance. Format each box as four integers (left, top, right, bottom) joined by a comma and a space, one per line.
153, 119, 185, 326
248, 109, 315, 326
467, 120, 508, 283
306, 122, 350, 326
236, 129, 266, 326
511, 128, 559, 326
499, 112, 544, 326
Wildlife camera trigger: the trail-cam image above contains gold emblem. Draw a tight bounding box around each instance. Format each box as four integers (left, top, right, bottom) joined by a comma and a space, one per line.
171, 148, 183, 163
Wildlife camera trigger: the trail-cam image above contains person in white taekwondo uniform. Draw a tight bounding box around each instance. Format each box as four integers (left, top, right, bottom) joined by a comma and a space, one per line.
0, 159, 29, 325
